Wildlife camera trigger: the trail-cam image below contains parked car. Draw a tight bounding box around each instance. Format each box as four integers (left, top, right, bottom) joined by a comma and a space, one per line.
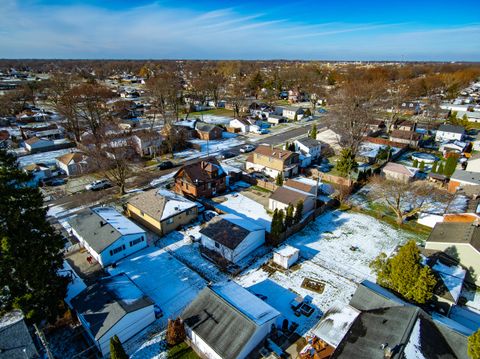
240, 144, 256, 153
85, 179, 111, 191
251, 171, 270, 181
219, 151, 236, 159
43, 178, 66, 186
158, 161, 174, 170
251, 127, 268, 135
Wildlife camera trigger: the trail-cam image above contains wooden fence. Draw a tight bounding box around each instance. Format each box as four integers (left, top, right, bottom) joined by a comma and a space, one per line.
239, 173, 278, 191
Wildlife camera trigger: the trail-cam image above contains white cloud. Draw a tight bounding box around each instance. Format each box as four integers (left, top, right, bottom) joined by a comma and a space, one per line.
0, 1, 478, 60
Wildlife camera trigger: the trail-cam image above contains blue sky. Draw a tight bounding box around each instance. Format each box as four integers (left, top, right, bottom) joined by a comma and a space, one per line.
1, 0, 479, 61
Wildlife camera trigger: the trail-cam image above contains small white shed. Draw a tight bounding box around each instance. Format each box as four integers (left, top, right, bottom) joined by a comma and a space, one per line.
273, 245, 299, 269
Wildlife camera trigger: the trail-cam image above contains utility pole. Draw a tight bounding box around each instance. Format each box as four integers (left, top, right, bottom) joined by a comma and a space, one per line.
34, 323, 54, 359
313, 173, 322, 220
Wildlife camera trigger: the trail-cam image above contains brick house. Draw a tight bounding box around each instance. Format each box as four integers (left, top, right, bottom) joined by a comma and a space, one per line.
196, 122, 223, 140
173, 158, 227, 198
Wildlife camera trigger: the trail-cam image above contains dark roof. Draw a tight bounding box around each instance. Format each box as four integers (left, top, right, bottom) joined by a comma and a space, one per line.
427, 222, 480, 252
0, 311, 38, 359
295, 136, 321, 149
180, 286, 260, 359
333, 281, 469, 359
196, 122, 221, 133
438, 124, 466, 134
199, 216, 253, 249
174, 158, 226, 184
390, 130, 422, 141
71, 274, 153, 340
253, 145, 297, 162
269, 186, 312, 205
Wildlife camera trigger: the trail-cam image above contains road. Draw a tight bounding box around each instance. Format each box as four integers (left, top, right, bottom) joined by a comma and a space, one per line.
48, 121, 321, 212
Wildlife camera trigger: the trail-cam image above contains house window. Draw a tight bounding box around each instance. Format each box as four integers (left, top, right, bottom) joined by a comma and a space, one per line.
129, 237, 144, 247
109, 245, 125, 256
214, 242, 220, 248
166, 218, 174, 224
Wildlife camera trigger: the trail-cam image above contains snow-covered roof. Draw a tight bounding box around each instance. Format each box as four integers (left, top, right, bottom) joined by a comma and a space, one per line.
157, 189, 197, 220
403, 318, 425, 359
222, 213, 264, 232
274, 245, 299, 258
212, 281, 280, 325
312, 302, 360, 348
93, 206, 145, 236
62, 260, 86, 306
432, 261, 466, 303
104, 274, 145, 305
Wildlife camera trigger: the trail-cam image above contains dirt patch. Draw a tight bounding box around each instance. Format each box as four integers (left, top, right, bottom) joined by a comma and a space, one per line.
301, 277, 326, 294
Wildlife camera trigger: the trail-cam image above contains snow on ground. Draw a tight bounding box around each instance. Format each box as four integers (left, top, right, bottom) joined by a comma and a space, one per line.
351, 185, 468, 215
149, 171, 176, 187
123, 323, 167, 359
175, 135, 245, 161
197, 114, 232, 125
358, 142, 401, 158
236, 210, 418, 335
17, 148, 77, 167
108, 246, 207, 323
213, 192, 272, 231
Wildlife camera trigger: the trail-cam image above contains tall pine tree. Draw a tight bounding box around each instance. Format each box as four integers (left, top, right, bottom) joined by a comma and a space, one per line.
0, 150, 68, 322
284, 204, 294, 228
294, 200, 303, 224
310, 123, 317, 139
110, 335, 129, 359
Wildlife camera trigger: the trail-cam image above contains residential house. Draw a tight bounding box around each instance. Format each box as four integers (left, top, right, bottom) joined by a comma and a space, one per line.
229, 118, 250, 133
0, 130, 11, 149
71, 274, 155, 358
131, 130, 163, 157
400, 101, 423, 115
24, 136, 53, 152
173, 158, 227, 199
126, 189, 198, 236
181, 281, 280, 359
268, 185, 315, 214
68, 207, 147, 267
245, 145, 300, 178
428, 258, 466, 313
448, 169, 480, 193
0, 310, 39, 359
282, 106, 305, 120
440, 141, 468, 155
312, 280, 470, 358
366, 119, 386, 136
316, 128, 342, 154
390, 119, 417, 132
266, 114, 285, 126
293, 137, 322, 167
389, 130, 422, 147
436, 124, 466, 142
20, 123, 63, 140
426, 222, 480, 285
381, 162, 418, 183
22, 163, 52, 185
56, 152, 89, 176
200, 214, 265, 263
195, 122, 223, 140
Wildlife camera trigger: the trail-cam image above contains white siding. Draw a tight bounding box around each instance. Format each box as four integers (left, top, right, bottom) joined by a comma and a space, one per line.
236, 318, 277, 359
187, 327, 223, 359
98, 305, 155, 357
232, 230, 265, 263
436, 131, 464, 142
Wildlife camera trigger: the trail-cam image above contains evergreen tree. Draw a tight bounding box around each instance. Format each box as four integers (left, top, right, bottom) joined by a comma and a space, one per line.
284, 204, 294, 228
336, 148, 358, 178
110, 335, 129, 359
370, 241, 437, 304
431, 161, 438, 173
275, 172, 284, 186
285, 141, 289, 150
0, 150, 68, 323
294, 113, 298, 122
468, 329, 480, 359
438, 162, 445, 175
444, 156, 458, 177
270, 209, 282, 239
310, 123, 317, 139
294, 200, 304, 224
419, 161, 425, 171
277, 209, 285, 232
412, 158, 418, 168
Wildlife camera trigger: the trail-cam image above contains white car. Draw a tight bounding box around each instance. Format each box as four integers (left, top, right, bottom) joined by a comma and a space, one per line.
85, 179, 111, 191
240, 144, 256, 153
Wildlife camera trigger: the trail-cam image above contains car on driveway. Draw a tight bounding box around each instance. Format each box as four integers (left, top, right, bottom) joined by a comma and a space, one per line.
219, 151, 236, 159
240, 144, 256, 153
158, 161, 174, 170
85, 179, 111, 191
43, 178, 66, 186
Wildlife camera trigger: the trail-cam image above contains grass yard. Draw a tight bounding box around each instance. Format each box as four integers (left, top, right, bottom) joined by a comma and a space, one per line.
168, 342, 199, 359
188, 108, 234, 117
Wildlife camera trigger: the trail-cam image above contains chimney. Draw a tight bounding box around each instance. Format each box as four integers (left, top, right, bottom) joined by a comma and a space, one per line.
100, 220, 107, 227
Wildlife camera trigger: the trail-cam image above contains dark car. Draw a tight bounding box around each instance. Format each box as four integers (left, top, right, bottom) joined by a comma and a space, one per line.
158, 161, 174, 170
43, 178, 66, 186
219, 151, 236, 159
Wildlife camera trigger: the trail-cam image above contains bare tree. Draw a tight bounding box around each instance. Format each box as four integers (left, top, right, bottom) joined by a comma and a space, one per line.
327, 79, 384, 156
368, 176, 452, 225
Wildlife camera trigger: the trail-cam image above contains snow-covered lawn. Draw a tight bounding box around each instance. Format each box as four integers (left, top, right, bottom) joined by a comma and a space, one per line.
17, 148, 77, 167
358, 142, 401, 158
108, 246, 207, 323
213, 192, 272, 231
198, 114, 232, 125
235, 210, 420, 334
175, 134, 245, 161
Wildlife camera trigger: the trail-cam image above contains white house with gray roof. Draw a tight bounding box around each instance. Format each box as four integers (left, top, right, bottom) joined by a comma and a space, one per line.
181, 281, 280, 359
68, 206, 147, 267
71, 274, 155, 357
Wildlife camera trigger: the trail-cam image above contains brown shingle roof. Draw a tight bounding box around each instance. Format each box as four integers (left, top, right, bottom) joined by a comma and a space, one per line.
284, 179, 314, 193
253, 145, 295, 161
127, 189, 167, 220
56, 152, 85, 165
269, 186, 312, 205
175, 158, 226, 183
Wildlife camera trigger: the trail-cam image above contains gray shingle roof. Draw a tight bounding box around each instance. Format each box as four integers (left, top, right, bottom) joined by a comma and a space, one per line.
427, 222, 480, 252
181, 286, 259, 359
295, 136, 321, 149
0, 311, 38, 359
450, 170, 480, 185
71, 274, 153, 341
438, 124, 466, 134
200, 216, 251, 249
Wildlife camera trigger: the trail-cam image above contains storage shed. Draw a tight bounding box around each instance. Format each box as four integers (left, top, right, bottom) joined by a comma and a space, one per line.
273, 245, 299, 269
